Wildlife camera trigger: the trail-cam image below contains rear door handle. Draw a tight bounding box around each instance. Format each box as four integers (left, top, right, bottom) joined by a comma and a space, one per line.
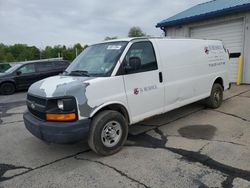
159, 72, 163, 83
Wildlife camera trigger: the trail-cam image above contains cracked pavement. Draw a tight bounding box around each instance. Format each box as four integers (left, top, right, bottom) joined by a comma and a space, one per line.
0, 85, 250, 188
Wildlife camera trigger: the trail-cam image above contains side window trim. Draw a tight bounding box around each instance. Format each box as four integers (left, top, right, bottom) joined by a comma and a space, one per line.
117, 41, 158, 75
18, 63, 36, 74
36, 61, 54, 72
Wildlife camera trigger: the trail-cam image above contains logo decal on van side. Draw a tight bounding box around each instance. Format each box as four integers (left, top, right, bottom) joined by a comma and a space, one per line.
205, 47, 209, 55
134, 85, 157, 95
205, 45, 224, 55
134, 88, 139, 95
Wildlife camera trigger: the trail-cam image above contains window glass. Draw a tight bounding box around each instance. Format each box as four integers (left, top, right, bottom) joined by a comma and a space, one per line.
123, 41, 157, 74
36, 62, 53, 72
66, 41, 128, 77
18, 64, 35, 74
53, 61, 69, 68
5, 64, 22, 73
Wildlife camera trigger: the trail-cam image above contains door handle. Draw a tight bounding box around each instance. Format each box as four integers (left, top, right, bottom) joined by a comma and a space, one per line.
159, 72, 163, 83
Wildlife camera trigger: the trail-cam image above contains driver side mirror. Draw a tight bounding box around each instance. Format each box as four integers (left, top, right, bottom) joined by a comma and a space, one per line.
16, 71, 22, 76
124, 57, 141, 74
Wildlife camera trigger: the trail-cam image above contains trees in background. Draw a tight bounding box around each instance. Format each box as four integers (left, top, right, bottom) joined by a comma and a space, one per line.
105, 26, 146, 41
0, 44, 40, 62
128, 26, 146, 37
41, 43, 88, 61
0, 26, 147, 63
0, 43, 88, 63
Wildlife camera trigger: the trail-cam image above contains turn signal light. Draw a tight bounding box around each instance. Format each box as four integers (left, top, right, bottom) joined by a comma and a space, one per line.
46, 113, 76, 121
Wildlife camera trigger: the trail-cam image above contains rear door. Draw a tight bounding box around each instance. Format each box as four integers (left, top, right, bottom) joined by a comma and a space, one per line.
52, 61, 70, 73
121, 41, 165, 123
35, 61, 57, 81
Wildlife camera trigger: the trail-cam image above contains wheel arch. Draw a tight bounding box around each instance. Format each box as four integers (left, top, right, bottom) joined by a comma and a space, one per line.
0, 80, 16, 88
213, 77, 224, 90
90, 102, 130, 124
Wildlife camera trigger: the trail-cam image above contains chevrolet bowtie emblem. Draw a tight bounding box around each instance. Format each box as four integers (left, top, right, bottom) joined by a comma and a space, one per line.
30, 102, 36, 109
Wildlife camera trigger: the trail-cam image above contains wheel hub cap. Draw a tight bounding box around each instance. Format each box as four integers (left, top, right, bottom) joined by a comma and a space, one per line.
214, 90, 221, 104
101, 121, 122, 147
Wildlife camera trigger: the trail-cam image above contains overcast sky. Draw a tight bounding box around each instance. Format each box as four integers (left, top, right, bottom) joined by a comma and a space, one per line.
0, 0, 207, 47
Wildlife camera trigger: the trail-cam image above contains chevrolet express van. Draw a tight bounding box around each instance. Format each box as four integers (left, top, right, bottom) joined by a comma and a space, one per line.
24, 37, 230, 155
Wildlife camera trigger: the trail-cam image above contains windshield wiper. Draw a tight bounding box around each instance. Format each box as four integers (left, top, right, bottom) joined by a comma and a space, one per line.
69, 70, 90, 77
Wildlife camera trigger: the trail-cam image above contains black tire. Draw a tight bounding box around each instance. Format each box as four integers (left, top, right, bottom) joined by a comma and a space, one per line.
206, 83, 223, 109
0, 82, 15, 95
88, 110, 128, 156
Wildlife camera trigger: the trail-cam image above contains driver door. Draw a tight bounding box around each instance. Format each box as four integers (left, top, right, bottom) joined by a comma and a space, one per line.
15, 63, 37, 89
121, 41, 165, 123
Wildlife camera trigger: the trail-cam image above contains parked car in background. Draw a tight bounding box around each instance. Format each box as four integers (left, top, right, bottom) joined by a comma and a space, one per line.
0, 63, 12, 73
0, 58, 70, 95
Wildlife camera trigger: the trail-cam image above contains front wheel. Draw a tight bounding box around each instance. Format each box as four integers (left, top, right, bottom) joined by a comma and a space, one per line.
206, 83, 223, 109
88, 110, 128, 156
0, 82, 16, 95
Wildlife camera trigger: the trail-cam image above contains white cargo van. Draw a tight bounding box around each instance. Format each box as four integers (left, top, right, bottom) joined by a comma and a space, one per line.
24, 37, 230, 155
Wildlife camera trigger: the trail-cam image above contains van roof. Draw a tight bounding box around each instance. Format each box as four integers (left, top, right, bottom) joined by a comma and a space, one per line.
101, 37, 222, 43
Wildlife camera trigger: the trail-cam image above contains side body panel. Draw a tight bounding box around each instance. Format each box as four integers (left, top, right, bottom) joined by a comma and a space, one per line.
120, 41, 165, 124
153, 39, 230, 113
87, 39, 230, 125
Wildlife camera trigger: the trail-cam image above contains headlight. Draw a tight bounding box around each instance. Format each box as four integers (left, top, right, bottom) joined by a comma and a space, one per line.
55, 98, 75, 111
45, 97, 77, 121
57, 100, 64, 110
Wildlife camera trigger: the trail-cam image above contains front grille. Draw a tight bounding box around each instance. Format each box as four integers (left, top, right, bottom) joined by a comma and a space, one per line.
26, 94, 78, 121
27, 94, 47, 120
27, 94, 46, 106
28, 106, 46, 120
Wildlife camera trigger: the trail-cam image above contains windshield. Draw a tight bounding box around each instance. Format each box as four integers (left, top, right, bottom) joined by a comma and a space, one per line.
65, 41, 128, 77
4, 64, 22, 74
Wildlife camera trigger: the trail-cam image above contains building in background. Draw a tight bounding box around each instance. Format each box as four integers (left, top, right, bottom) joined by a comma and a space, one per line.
156, 0, 250, 83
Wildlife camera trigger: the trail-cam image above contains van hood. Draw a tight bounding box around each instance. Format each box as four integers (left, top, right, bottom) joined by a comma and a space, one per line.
28, 75, 94, 98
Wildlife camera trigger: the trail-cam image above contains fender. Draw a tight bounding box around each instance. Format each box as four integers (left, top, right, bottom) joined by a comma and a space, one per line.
0, 78, 16, 85
211, 76, 224, 90
89, 101, 130, 121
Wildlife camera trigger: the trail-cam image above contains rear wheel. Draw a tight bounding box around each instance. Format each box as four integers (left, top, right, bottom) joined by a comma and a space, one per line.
206, 83, 223, 109
88, 110, 128, 156
0, 82, 15, 95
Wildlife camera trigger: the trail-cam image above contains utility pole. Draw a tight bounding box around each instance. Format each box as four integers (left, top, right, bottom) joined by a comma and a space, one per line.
39, 48, 42, 59
40, 43, 43, 59
75, 48, 78, 57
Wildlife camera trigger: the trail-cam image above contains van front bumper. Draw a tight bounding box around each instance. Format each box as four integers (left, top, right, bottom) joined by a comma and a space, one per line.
23, 111, 90, 144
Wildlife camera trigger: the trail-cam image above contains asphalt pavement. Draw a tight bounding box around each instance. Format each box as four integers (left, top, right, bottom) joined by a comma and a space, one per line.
0, 85, 250, 188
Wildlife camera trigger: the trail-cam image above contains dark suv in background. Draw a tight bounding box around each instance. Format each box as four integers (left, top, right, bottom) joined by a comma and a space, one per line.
0, 58, 70, 95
